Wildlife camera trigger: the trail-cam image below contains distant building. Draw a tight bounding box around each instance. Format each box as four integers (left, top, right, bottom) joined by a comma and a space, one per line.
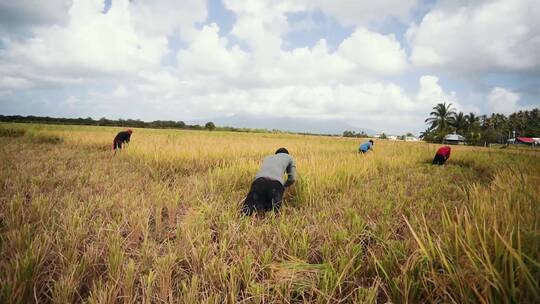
388, 135, 398, 140
405, 136, 420, 142
507, 137, 538, 146
443, 133, 466, 145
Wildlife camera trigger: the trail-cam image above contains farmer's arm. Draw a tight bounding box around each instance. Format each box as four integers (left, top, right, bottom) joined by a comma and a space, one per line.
284, 158, 297, 187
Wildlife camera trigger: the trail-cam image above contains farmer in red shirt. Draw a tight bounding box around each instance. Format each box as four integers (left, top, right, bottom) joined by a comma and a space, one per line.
432, 146, 451, 165
112, 129, 133, 153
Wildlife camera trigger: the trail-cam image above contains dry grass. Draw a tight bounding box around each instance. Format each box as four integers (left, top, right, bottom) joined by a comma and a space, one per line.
0, 123, 539, 303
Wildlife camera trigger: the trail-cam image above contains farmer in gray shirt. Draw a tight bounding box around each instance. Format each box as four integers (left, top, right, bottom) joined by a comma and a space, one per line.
242, 147, 297, 215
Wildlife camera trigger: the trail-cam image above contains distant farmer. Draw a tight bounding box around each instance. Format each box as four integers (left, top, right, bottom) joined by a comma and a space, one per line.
242, 147, 297, 215
112, 129, 133, 152
432, 146, 451, 165
359, 140, 374, 153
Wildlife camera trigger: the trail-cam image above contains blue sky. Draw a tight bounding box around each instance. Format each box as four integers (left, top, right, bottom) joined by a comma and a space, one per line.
0, 0, 538, 134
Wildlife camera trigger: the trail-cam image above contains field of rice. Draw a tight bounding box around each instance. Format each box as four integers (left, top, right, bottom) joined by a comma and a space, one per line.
1, 123, 539, 303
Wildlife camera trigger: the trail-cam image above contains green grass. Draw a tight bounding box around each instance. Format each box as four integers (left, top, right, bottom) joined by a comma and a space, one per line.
0, 123, 539, 303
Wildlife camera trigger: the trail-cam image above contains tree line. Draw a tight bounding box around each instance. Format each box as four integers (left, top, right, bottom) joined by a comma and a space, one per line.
0, 115, 341, 137
421, 103, 540, 144
342, 130, 369, 138
0, 115, 259, 133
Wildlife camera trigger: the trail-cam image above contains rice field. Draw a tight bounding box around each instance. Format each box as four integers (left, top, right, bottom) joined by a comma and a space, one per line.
1, 123, 539, 303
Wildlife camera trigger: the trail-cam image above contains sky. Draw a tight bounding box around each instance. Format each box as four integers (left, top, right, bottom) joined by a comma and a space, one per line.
0, 0, 539, 135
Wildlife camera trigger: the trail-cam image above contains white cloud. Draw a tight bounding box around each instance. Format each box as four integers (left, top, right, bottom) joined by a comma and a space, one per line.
129, 0, 207, 41
0, 0, 207, 86
0, 90, 14, 100
0, 76, 31, 89
416, 75, 479, 114
307, 0, 418, 26
113, 75, 455, 133
65, 95, 80, 108
287, 13, 317, 33
0, 0, 72, 30
408, 0, 540, 71
175, 25, 407, 89
0, 0, 430, 134
181, 82, 417, 131
261, 39, 353, 86
223, 0, 296, 55
417, 75, 457, 107
1, 0, 168, 80
487, 87, 523, 115
1, 0, 537, 134
113, 85, 128, 98
214, 0, 410, 90
337, 28, 407, 75
223, 0, 416, 54
177, 24, 249, 79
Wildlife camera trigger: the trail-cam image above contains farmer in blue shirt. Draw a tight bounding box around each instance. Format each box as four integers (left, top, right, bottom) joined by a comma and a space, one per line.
359, 140, 374, 153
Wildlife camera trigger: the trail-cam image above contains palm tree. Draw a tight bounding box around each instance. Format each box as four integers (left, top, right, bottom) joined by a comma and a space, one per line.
465, 112, 480, 132
419, 128, 433, 140
425, 102, 456, 137
451, 112, 468, 134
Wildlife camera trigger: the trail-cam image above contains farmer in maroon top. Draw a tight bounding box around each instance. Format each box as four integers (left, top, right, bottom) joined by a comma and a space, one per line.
432, 146, 451, 165
112, 129, 133, 153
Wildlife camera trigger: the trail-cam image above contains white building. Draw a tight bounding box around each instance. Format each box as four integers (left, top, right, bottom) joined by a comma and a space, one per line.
444, 134, 466, 145
405, 136, 420, 142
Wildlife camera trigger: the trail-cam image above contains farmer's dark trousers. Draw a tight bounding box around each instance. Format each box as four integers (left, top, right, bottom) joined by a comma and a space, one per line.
432, 153, 446, 165
113, 140, 123, 150
242, 177, 284, 215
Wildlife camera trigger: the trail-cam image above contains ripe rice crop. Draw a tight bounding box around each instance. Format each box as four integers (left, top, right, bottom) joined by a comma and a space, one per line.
1, 123, 539, 303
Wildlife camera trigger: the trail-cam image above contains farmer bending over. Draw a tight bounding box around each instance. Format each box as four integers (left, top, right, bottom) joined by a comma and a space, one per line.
359, 140, 374, 154
242, 147, 297, 215
432, 146, 451, 165
113, 129, 133, 153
